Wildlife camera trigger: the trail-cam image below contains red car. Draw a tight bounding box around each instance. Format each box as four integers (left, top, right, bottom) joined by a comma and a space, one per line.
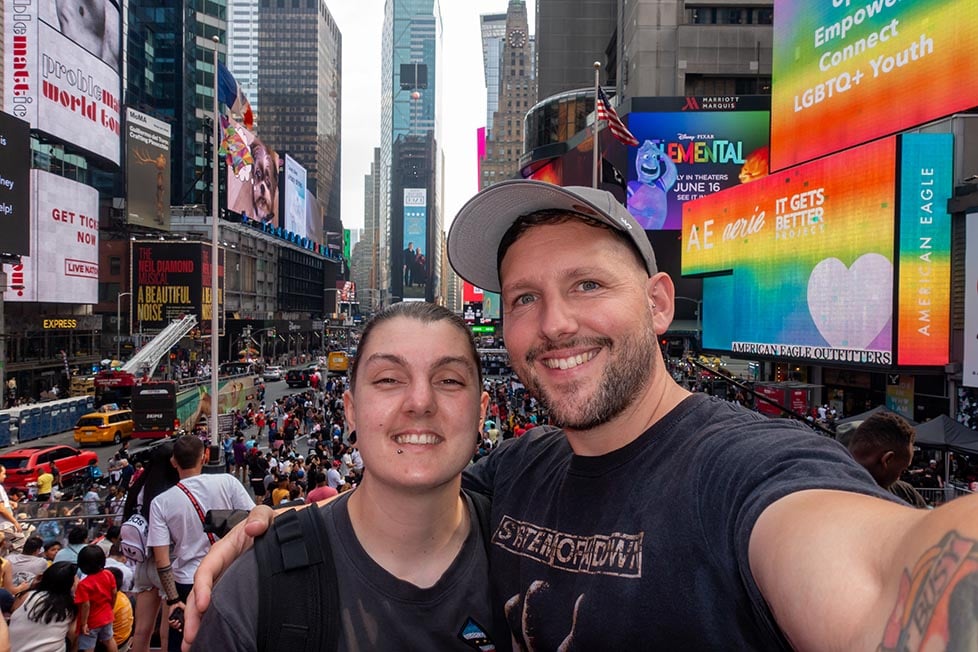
0, 445, 100, 491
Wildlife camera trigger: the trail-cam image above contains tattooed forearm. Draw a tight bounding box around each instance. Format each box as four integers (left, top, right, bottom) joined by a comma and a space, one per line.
878, 531, 978, 652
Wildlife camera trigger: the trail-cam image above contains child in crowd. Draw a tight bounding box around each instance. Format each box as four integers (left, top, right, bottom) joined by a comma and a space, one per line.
75, 545, 119, 652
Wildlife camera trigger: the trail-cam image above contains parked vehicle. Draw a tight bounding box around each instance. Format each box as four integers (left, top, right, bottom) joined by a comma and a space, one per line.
0, 445, 100, 491
73, 407, 135, 446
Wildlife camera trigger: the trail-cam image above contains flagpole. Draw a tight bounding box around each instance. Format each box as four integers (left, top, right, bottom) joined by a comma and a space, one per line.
592, 61, 601, 189
210, 35, 220, 441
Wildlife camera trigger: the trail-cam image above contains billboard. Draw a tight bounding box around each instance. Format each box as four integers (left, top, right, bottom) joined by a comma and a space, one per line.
4, 0, 122, 164
306, 191, 323, 242
771, 0, 978, 171
131, 242, 225, 336
0, 110, 31, 255
224, 117, 279, 225
125, 108, 172, 230
283, 154, 307, 240
3, 170, 99, 303
896, 133, 953, 366
402, 188, 427, 301
683, 137, 898, 366
624, 97, 770, 230
965, 212, 978, 388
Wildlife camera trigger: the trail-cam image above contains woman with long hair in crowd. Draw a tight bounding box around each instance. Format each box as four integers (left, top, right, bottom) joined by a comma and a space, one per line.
122, 441, 180, 652
8, 561, 79, 651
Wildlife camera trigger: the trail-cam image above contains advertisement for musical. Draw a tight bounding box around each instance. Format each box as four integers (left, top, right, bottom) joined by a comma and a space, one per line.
131, 241, 225, 336
3, 170, 99, 303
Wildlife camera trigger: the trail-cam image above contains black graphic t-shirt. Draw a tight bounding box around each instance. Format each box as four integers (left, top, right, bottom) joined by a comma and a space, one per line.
193, 492, 497, 651
463, 393, 897, 651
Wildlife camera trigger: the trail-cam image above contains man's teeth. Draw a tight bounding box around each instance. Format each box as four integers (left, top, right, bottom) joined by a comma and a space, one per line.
542, 351, 596, 370
394, 433, 439, 445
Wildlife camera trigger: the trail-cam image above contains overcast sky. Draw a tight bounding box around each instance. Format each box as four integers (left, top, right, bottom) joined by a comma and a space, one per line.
324, 0, 536, 231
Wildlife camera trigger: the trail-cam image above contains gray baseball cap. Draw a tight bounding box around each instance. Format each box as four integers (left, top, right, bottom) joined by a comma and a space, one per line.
447, 180, 657, 293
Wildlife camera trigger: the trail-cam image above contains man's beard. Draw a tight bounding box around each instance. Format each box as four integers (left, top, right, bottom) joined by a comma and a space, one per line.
517, 324, 658, 431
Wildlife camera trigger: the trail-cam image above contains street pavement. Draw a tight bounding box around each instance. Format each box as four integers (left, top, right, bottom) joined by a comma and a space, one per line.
2, 373, 303, 470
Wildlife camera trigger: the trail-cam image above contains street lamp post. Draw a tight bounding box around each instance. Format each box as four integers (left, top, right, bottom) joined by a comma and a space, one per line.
116, 292, 133, 362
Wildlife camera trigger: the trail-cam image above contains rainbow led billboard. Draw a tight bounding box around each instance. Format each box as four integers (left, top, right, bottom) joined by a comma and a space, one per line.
683, 138, 898, 366
896, 133, 953, 366
625, 96, 770, 230
771, 0, 977, 172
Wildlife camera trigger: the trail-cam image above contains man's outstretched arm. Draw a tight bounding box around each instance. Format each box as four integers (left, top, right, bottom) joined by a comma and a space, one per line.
750, 490, 978, 651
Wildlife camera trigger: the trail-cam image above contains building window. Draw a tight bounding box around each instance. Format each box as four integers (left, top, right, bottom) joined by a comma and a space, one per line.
109, 256, 121, 276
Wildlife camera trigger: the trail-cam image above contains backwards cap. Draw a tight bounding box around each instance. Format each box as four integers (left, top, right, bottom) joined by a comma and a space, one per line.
447, 180, 657, 293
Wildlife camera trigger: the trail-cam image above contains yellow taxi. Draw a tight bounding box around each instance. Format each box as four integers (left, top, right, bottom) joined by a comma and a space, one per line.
73, 406, 135, 446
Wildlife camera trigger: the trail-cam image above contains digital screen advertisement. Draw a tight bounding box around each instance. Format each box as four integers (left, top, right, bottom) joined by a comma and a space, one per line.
4, 0, 122, 164
771, 0, 977, 171
624, 97, 770, 230
3, 170, 99, 304
0, 110, 31, 255
125, 107, 172, 231
224, 117, 280, 225
523, 126, 628, 204
964, 212, 978, 388
683, 137, 898, 366
896, 133, 953, 366
131, 242, 225, 336
402, 188, 428, 301
283, 154, 308, 240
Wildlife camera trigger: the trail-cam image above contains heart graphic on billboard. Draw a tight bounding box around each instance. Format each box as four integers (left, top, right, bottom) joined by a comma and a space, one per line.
807, 253, 892, 350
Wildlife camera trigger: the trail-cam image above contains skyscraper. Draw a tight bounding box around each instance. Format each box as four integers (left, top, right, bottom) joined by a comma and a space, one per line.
535, 0, 616, 100
379, 0, 442, 303
127, 0, 228, 207
228, 0, 259, 115
480, 12, 507, 132
257, 0, 342, 223
481, 0, 536, 189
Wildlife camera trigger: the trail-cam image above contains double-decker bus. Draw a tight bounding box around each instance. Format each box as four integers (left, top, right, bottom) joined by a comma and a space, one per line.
131, 381, 181, 438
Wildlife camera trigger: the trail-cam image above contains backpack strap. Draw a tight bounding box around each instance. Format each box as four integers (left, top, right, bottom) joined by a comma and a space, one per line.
255, 506, 339, 652
462, 488, 492, 555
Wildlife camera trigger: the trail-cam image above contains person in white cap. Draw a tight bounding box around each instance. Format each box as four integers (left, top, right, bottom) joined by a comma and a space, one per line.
186, 180, 978, 651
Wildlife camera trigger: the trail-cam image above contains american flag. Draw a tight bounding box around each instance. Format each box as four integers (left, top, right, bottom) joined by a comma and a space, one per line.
596, 88, 638, 146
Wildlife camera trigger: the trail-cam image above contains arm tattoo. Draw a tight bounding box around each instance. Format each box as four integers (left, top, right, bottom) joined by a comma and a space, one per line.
879, 531, 978, 651
158, 564, 180, 602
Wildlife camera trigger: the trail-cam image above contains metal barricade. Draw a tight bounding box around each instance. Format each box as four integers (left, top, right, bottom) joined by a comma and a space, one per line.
915, 485, 973, 507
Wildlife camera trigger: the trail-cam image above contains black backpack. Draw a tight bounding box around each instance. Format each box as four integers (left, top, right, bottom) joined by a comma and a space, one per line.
254, 490, 493, 652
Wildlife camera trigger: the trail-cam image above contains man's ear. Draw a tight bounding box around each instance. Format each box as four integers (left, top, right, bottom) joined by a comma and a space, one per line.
879, 450, 896, 470
647, 272, 676, 335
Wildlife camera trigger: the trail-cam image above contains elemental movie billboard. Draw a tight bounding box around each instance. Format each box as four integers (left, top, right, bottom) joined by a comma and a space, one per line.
771, 0, 977, 171
224, 117, 279, 225
125, 108, 172, 230
402, 188, 427, 301
624, 96, 770, 230
683, 137, 898, 366
4, 0, 122, 164
283, 154, 308, 240
0, 110, 31, 255
131, 242, 225, 336
896, 133, 953, 366
3, 170, 99, 303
